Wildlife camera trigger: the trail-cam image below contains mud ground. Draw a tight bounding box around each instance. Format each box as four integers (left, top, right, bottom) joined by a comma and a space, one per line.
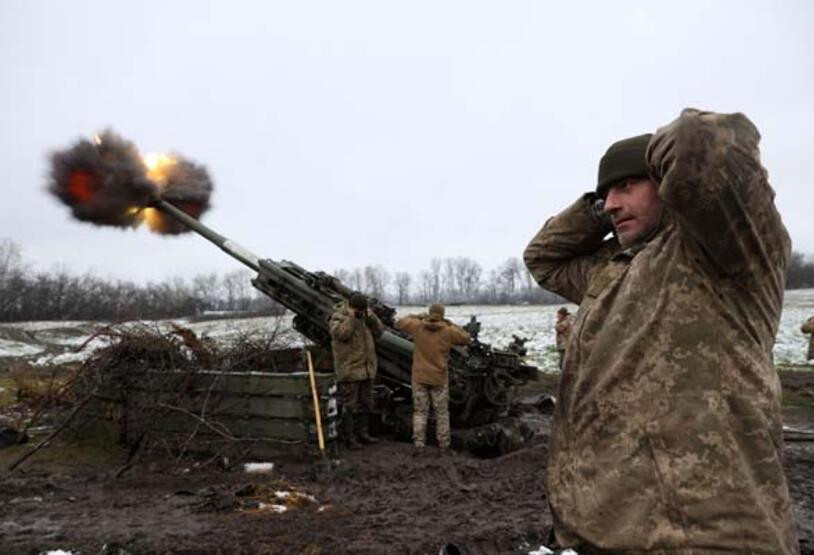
0, 369, 812, 554
0, 427, 552, 554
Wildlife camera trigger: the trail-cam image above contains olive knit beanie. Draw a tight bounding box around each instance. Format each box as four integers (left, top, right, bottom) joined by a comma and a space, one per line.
349, 293, 368, 310
596, 133, 652, 198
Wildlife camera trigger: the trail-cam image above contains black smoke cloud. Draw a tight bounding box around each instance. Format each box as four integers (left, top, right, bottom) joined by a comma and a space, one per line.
152, 157, 214, 234
48, 130, 214, 234
49, 130, 156, 227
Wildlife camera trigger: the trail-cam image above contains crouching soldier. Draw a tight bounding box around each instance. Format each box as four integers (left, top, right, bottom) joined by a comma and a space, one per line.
329, 292, 384, 449
396, 304, 470, 453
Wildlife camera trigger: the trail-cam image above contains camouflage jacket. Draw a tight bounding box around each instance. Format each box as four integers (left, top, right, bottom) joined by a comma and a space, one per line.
555, 314, 574, 351
395, 314, 470, 387
524, 110, 798, 553
329, 301, 384, 382
802, 316, 814, 361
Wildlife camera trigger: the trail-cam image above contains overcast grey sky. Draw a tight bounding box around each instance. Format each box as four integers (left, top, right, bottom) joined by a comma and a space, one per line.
1, 1, 812, 284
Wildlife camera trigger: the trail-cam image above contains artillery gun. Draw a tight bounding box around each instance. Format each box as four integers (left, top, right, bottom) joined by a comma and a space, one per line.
152, 200, 539, 453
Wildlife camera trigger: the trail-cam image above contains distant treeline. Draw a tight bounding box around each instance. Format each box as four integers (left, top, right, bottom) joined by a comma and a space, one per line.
1, 238, 812, 321
0, 239, 277, 322
786, 252, 814, 289
332, 257, 562, 306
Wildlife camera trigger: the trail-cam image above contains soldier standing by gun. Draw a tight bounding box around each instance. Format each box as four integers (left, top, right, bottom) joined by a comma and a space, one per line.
554, 307, 573, 370
524, 109, 799, 553
802, 315, 814, 363
396, 304, 470, 454
329, 292, 384, 449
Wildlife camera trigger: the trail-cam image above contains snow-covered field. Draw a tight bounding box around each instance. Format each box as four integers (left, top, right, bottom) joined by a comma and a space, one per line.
1, 289, 813, 373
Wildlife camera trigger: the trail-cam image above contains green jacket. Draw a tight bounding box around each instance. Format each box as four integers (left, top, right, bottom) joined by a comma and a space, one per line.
524, 110, 798, 553
329, 300, 384, 382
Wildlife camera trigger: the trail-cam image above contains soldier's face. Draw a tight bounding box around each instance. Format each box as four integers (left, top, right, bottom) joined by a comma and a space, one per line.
603, 178, 663, 247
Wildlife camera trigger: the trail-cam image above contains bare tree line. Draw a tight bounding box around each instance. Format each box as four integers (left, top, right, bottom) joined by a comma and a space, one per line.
0, 239, 277, 322
3, 237, 813, 321
335, 250, 814, 305
334, 256, 563, 306
787, 251, 814, 289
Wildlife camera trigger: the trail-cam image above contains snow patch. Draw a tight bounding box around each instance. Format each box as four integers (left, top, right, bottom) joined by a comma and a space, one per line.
258, 502, 287, 513
243, 462, 274, 474
0, 339, 44, 357
2, 291, 813, 368
275, 490, 316, 503
0, 320, 92, 332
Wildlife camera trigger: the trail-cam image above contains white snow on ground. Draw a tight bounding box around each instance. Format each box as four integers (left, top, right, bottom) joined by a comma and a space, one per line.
774, 288, 814, 365
1, 289, 813, 369
243, 462, 275, 474
0, 339, 44, 358
34, 350, 95, 366
0, 321, 92, 332
257, 503, 288, 513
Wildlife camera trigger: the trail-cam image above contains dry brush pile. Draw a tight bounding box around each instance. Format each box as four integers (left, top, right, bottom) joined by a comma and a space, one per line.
5, 321, 310, 472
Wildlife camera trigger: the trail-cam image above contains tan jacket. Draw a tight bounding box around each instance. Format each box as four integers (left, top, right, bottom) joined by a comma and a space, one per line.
329, 301, 384, 382
524, 110, 798, 553
396, 314, 470, 387
802, 316, 814, 361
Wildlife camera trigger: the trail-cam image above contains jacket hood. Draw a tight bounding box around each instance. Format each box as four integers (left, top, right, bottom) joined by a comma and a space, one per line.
423, 321, 444, 332
422, 314, 447, 332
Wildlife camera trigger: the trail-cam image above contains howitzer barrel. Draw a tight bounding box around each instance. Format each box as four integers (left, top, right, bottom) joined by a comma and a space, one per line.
151, 197, 536, 451
154, 199, 414, 361
154, 200, 261, 273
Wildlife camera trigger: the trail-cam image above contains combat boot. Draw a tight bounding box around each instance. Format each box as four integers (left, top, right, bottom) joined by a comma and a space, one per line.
340, 413, 362, 450
355, 414, 379, 444
411, 443, 426, 458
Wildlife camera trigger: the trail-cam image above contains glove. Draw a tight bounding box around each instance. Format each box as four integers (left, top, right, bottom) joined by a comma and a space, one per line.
586, 192, 613, 234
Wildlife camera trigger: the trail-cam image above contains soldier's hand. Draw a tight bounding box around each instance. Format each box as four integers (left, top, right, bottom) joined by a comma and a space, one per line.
589, 193, 614, 234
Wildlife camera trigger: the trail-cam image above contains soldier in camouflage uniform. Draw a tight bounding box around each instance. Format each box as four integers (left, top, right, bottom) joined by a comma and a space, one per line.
396, 303, 470, 452
524, 109, 799, 553
329, 293, 384, 449
554, 307, 573, 370
802, 316, 814, 362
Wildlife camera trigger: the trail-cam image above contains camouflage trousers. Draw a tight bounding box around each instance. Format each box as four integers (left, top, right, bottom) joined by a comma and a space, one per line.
412, 381, 450, 448
337, 379, 374, 416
